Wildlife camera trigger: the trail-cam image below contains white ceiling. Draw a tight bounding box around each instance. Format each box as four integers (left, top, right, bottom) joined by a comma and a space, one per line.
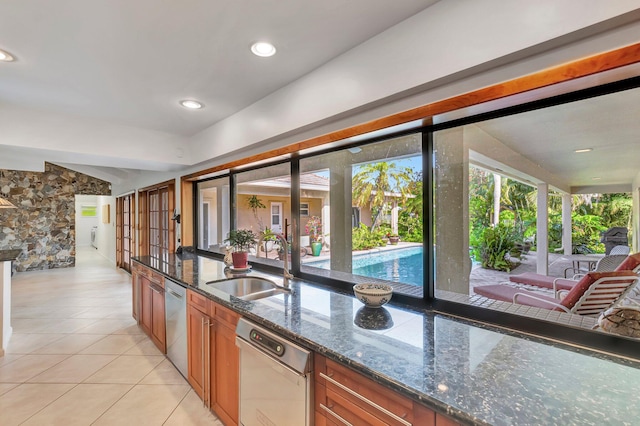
0, 0, 437, 136
475, 85, 640, 193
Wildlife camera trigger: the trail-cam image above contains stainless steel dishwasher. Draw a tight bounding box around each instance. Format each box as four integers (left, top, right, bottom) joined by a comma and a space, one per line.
164, 279, 187, 378
236, 318, 313, 426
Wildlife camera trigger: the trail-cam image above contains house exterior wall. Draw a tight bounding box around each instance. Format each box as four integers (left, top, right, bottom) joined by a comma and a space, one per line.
0, 163, 111, 271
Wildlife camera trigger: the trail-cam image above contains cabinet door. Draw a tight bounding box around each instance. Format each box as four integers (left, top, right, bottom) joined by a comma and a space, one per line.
131, 272, 139, 321
150, 283, 166, 353
139, 276, 153, 336
212, 318, 239, 426
187, 303, 209, 401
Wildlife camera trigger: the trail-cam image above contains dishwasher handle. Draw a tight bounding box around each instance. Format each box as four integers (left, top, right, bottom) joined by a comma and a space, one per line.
166, 288, 183, 299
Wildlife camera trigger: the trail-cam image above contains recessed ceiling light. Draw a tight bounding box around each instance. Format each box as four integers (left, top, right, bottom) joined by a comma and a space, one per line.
0, 49, 15, 62
574, 148, 593, 153
592, 177, 602, 180
179, 100, 203, 109
250, 42, 276, 57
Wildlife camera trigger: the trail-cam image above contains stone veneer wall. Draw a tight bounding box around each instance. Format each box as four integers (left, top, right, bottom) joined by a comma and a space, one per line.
0, 163, 111, 271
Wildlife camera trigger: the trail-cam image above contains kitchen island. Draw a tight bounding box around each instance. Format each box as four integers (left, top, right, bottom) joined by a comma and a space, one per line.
133, 253, 640, 425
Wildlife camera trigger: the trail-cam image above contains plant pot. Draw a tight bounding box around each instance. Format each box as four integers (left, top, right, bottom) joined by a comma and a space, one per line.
231, 251, 249, 269
311, 241, 322, 256
389, 236, 399, 245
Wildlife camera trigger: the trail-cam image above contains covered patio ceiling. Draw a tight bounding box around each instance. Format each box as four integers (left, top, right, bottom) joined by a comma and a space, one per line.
472, 84, 640, 195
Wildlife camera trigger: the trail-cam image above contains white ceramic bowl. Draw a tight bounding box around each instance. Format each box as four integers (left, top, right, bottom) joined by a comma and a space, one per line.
353, 283, 393, 308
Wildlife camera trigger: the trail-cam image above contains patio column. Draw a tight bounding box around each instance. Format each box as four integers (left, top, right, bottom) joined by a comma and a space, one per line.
536, 183, 549, 275
562, 193, 572, 256
391, 200, 399, 235
329, 153, 353, 273
322, 196, 330, 249
434, 127, 470, 294
493, 174, 501, 225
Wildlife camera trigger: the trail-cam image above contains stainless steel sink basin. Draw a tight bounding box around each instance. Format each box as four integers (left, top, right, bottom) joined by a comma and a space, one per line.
206, 277, 288, 301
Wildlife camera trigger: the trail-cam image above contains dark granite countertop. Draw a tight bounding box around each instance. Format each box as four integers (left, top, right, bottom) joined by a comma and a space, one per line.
133, 254, 640, 426
0, 249, 22, 261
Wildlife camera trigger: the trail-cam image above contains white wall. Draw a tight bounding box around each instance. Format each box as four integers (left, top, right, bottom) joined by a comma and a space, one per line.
96, 196, 116, 264
75, 195, 99, 247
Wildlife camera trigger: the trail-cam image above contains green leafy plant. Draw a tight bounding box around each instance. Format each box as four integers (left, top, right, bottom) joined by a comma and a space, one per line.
352, 223, 385, 250
477, 223, 518, 272
224, 229, 257, 252
247, 195, 266, 231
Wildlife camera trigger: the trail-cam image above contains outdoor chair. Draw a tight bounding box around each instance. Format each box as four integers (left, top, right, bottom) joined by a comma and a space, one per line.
474, 271, 640, 316
507, 252, 640, 292
609, 245, 631, 255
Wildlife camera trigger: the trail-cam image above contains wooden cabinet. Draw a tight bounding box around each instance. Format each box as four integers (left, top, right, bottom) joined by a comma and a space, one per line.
187, 289, 240, 426
132, 262, 166, 353
315, 354, 458, 426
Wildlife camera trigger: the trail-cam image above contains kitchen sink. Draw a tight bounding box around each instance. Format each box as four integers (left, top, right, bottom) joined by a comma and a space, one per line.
206, 277, 288, 301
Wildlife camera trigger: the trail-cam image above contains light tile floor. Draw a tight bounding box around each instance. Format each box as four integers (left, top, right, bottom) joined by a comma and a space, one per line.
1, 247, 223, 425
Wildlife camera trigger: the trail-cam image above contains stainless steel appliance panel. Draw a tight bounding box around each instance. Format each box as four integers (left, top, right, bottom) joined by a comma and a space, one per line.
236, 318, 312, 426
164, 279, 187, 378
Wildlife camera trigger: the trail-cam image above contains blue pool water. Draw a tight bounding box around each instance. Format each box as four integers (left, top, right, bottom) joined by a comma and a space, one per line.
306, 247, 423, 287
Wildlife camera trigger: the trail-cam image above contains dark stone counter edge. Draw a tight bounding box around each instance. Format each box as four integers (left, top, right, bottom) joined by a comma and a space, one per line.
0, 249, 22, 261
131, 258, 485, 426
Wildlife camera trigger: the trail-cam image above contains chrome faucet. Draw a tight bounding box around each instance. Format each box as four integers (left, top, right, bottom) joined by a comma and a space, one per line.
256, 233, 294, 284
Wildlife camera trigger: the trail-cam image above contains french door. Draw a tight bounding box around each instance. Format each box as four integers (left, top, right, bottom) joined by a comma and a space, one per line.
116, 193, 135, 272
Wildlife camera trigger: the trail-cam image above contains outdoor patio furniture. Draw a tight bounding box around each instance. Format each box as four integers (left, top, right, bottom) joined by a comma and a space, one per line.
475, 271, 640, 316
609, 245, 631, 255
508, 253, 640, 290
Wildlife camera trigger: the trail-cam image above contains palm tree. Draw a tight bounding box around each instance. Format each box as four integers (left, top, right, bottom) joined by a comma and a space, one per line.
352, 161, 412, 230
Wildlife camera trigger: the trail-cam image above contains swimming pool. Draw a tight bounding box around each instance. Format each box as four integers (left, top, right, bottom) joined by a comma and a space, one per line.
305, 247, 423, 287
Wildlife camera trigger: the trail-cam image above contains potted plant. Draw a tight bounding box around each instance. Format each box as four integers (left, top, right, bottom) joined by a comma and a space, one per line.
387, 233, 400, 245
260, 227, 277, 253
306, 216, 323, 256
224, 229, 257, 268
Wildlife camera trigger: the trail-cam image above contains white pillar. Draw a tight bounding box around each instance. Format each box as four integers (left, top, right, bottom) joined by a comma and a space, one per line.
391, 200, 399, 235
493, 174, 501, 225
0, 261, 13, 356
562, 193, 572, 256
322, 197, 330, 248
537, 184, 549, 275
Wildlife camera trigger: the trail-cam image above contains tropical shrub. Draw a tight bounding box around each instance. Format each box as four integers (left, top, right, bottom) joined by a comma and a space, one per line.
477, 223, 518, 272
398, 211, 423, 242
352, 224, 385, 250
571, 214, 606, 254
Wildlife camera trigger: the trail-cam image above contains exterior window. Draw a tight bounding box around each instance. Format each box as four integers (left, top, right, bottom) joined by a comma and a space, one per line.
299, 134, 423, 296
432, 86, 638, 335
300, 203, 310, 216
235, 162, 290, 267
196, 176, 230, 255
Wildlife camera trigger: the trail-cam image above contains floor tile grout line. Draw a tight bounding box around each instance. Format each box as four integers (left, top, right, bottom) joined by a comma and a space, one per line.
17, 382, 83, 425
88, 383, 137, 426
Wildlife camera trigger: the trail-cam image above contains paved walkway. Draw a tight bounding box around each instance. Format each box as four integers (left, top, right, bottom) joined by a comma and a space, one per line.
469, 251, 602, 294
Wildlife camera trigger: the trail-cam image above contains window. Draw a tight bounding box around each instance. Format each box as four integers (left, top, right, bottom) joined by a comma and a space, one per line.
432, 84, 640, 338
299, 134, 423, 297
300, 203, 310, 216
235, 162, 290, 267
196, 176, 230, 255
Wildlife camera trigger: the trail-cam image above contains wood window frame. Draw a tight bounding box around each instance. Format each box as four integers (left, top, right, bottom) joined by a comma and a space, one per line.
116, 192, 136, 272
138, 180, 176, 258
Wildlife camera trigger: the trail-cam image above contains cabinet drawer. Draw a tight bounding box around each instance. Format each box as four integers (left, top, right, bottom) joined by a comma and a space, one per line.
214, 302, 239, 329
150, 271, 164, 286
187, 290, 210, 314
315, 355, 437, 426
